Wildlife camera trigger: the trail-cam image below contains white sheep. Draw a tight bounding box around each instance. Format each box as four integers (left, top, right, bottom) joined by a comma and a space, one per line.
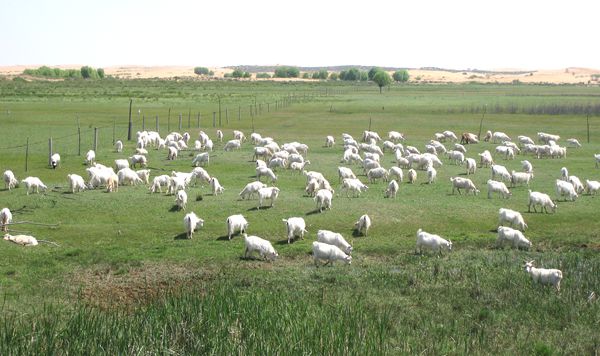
243, 234, 279, 261
511, 171, 533, 187
478, 150, 494, 168
257, 187, 280, 209
450, 177, 479, 195
325, 135, 335, 147
407, 169, 417, 184
367, 167, 388, 183
566, 138, 581, 147
556, 179, 578, 201
312, 241, 352, 266
1, 208, 12, 232
85, 150, 96, 165
136, 169, 151, 185
560, 167, 569, 181
465, 158, 477, 175
166, 146, 178, 161
338, 167, 357, 182
50, 153, 61, 169
521, 160, 533, 173
415, 229, 452, 255
192, 152, 210, 166
67, 174, 86, 193
568, 176, 585, 194
209, 177, 224, 195
239, 181, 267, 200
524, 260, 563, 292
354, 214, 371, 236
129, 155, 147, 168
227, 214, 249, 240
487, 179, 511, 199
497, 226, 531, 249
21, 177, 47, 195
175, 190, 188, 210
528, 190, 557, 213
256, 166, 278, 183
388, 131, 405, 142
117, 168, 143, 186
498, 208, 527, 231
150, 175, 170, 193
586, 180, 600, 195
447, 150, 465, 165
492, 131, 511, 143
341, 178, 368, 198
3, 170, 18, 190
115, 140, 123, 153
314, 189, 333, 212
183, 212, 204, 239
3, 233, 38, 246
224, 139, 241, 151
283, 217, 307, 244
385, 179, 399, 198
427, 166, 436, 184
317, 230, 353, 255
491, 164, 511, 182
115, 159, 130, 171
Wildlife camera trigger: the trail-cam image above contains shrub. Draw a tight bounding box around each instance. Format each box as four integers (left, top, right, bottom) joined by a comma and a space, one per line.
97, 68, 105, 79
256, 73, 271, 79
274, 66, 299, 78
194, 67, 210, 75
231, 69, 244, 78
393, 70, 409, 82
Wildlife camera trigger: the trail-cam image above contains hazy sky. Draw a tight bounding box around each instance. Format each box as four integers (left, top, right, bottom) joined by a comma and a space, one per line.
1, 0, 597, 69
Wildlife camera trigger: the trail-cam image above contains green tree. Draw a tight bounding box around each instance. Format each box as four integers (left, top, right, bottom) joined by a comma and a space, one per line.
359, 71, 368, 81
194, 67, 210, 75
329, 72, 339, 80
256, 73, 271, 79
80, 66, 97, 79
243, 71, 251, 78
232, 69, 244, 78
318, 69, 328, 80
97, 68, 105, 79
274, 66, 299, 78
302, 72, 310, 79
372, 70, 392, 93
340, 68, 361, 81
393, 70, 409, 82
368, 67, 381, 80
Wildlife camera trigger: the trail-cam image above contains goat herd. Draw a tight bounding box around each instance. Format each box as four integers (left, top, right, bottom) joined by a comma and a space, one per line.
3, 127, 599, 292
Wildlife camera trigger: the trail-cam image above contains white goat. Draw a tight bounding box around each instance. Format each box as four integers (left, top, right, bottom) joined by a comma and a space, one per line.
524, 260, 563, 292
528, 190, 557, 213
0, 208, 12, 232
209, 177, 224, 196
498, 208, 527, 231
50, 153, 61, 169
21, 177, 47, 195
416, 229, 452, 255
283, 217, 307, 244
3, 170, 18, 190
243, 234, 278, 261
256, 167, 277, 183
465, 158, 477, 175
67, 174, 86, 193
226, 214, 249, 240
317, 230, 352, 254
450, 177, 479, 195
85, 150, 96, 165
315, 189, 333, 212
3, 233, 38, 246
312, 241, 352, 266
385, 179, 399, 198
354, 214, 371, 236
586, 180, 600, 195
175, 190, 188, 210
239, 181, 267, 200
556, 179, 578, 201
183, 212, 204, 239
497, 226, 531, 249
257, 187, 280, 209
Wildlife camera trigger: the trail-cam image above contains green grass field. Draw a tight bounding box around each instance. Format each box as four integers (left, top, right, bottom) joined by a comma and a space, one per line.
1, 78, 599, 354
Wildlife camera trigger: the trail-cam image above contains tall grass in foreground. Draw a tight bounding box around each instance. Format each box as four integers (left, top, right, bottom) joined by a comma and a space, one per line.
0, 282, 391, 355
1, 250, 599, 355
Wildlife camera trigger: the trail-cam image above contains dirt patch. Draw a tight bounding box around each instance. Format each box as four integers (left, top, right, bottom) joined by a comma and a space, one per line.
71, 262, 218, 311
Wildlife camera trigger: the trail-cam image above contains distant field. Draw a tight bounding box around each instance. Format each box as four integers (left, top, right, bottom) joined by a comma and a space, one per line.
0, 79, 599, 354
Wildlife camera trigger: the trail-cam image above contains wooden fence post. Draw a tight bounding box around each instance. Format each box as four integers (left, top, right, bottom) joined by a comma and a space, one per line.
48, 138, 53, 166
213, 112, 216, 127
93, 128, 98, 152
178, 113, 182, 131
155, 115, 159, 133
167, 108, 171, 132
127, 99, 133, 141
25, 137, 29, 172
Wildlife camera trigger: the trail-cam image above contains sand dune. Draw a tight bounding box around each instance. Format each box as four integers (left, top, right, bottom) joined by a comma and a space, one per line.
1, 65, 598, 84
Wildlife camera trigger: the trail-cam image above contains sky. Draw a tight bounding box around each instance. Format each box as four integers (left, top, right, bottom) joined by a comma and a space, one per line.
1, 0, 598, 70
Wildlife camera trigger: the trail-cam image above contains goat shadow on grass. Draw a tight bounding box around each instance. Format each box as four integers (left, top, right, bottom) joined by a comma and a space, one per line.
247, 206, 273, 211
217, 235, 235, 241
169, 205, 183, 212
173, 232, 189, 240
352, 229, 366, 238
275, 239, 295, 246
306, 209, 322, 216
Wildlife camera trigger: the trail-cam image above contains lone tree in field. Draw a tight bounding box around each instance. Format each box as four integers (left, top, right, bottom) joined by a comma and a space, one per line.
372, 70, 392, 93
194, 67, 210, 76
368, 67, 381, 80
393, 70, 409, 83
80, 66, 98, 79
274, 66, 299, 78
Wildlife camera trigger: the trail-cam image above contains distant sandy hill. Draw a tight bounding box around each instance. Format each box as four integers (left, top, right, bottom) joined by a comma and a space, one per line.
1, 65, 598, 84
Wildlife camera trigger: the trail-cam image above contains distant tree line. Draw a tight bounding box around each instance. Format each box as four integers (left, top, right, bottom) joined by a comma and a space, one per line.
23, 66, 105, 79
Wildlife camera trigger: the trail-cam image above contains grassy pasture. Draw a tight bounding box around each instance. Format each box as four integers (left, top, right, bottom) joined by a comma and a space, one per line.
1, 79, 600, 354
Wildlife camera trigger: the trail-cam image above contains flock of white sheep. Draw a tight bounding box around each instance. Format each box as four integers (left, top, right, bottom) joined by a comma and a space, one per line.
2, 126, 599, 287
